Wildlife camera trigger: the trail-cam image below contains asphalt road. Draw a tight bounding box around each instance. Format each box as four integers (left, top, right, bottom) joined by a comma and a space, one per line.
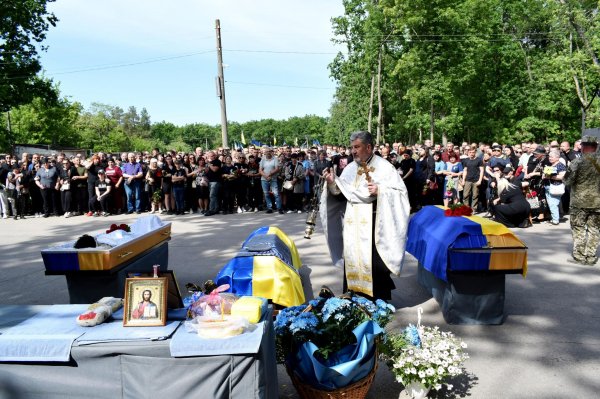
0, 211, 599, 398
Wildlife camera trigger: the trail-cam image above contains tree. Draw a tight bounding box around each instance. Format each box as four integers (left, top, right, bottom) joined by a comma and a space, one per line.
8, 84, 82, 147
0, 0, 58, 111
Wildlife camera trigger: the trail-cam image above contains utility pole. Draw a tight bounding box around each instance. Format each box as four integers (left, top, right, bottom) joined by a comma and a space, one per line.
215, 19, 229, 148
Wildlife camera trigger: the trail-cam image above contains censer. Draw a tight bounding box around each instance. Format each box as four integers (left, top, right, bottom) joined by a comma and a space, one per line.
304, 174, 326, 239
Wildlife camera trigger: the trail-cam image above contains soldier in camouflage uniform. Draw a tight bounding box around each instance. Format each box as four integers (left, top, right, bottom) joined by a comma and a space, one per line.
564, 135, 600, 265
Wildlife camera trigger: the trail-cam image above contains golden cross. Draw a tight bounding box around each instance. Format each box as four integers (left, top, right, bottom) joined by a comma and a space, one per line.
357, 162, 375, 182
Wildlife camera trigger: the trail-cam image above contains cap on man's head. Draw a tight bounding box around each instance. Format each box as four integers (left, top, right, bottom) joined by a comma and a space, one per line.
581, 135, 598, 146
533, 145, 546, 155
503, 164, 514, 174
491, 145, 502, 151
41, 157, 49, 163
97, 169, 105, 174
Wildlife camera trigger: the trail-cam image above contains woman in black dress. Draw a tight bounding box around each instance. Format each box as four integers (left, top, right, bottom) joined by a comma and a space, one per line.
490, 165, 531, 228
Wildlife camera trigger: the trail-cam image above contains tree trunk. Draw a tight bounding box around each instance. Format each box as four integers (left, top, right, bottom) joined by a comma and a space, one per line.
368, 75, 375, 134
377, 45, 384, 145
430, 101, 435, 144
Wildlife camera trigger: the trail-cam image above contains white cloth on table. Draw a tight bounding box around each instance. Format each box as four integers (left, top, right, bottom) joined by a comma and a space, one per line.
0, 304, 88, 362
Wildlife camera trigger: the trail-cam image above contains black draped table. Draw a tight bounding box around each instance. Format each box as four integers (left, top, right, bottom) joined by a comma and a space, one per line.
0, 305, 278, 399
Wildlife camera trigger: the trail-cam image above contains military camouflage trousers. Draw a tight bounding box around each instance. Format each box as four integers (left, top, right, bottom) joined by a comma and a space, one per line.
570, 207, 600, 265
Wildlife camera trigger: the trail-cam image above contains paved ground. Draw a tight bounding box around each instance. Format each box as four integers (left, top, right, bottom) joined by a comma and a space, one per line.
1, 211, 599, 398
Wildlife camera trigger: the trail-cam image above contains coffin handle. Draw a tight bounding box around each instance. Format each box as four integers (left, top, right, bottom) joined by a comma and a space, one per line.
119, 251, 133, 258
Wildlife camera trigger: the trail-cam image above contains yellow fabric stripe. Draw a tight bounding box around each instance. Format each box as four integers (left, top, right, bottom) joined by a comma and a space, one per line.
438, 206, 528, 276
78, 252, 107, 271
252, 257, 305, 307
267, 226, 302, 270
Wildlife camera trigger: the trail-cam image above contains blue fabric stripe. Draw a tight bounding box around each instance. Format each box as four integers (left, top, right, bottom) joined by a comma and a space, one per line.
216, 257, 254, 296
449, 233, 491, 271
42, 252, 80, 272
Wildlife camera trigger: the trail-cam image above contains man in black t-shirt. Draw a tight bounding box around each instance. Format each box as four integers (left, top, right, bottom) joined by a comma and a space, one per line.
461, 148, 484, 212
204, 151, 223, 216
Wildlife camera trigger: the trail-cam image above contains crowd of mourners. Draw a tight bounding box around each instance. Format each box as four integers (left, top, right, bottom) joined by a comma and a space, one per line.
0, 138, 585, 229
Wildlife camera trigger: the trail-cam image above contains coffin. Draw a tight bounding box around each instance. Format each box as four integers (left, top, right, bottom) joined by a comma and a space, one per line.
406, 206, 527, 281
42, 216, 172, 273
216, 226, 305, 308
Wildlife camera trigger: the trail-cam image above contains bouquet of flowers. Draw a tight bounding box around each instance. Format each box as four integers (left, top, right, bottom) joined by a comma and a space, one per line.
525, 190, 538, 199
543, 165, 555, 176
381, 309, 469, 394
444, 203, 473, 217
275, 294, 394, 363
105, 223, 131, 234
276, 293, 395, 392
151, 189, 162, 205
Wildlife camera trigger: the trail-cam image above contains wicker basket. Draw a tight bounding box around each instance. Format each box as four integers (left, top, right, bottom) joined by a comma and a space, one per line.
286, 357, 378, 399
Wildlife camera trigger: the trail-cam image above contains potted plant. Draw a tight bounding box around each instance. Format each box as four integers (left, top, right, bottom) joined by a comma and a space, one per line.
275, 292, 395, 398
381, 308, 469, 399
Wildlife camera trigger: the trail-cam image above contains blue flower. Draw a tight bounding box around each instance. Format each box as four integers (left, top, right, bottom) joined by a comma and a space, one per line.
274, 305, 308, 334
289, 312, 319, 335
322, 298, 351, 322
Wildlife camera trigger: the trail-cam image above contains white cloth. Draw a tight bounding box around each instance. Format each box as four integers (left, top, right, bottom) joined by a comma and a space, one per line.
320, 155, 410, 293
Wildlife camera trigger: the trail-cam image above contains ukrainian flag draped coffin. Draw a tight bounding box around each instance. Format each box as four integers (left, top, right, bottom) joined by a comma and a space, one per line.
406, 206, 528, 281
216, 226, 305, 307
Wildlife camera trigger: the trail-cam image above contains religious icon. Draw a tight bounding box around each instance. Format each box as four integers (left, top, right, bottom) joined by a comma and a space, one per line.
123, 277, 168, 327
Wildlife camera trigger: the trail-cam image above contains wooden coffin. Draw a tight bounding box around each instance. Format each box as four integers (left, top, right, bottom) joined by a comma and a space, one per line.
42, 223, 171, 273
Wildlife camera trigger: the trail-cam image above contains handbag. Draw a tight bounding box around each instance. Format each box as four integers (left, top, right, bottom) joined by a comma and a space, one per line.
60, 183, 70, 191
549, 183, 565, 196
526, 197, 540, 210
283, 180, 294, 191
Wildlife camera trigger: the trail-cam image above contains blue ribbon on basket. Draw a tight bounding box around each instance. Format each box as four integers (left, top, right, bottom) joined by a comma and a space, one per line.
288, 320, 382, 390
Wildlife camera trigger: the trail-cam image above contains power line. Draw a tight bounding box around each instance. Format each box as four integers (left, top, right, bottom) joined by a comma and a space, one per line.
48, 50, 215, 75
225, 49, 338, 55
226, 80, 335, 90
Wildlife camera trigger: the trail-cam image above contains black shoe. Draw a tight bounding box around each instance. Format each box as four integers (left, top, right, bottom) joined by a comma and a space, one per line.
278, 209, 284, 214
204, 211, 215, 216
43, 214, 50, 218
266, 209, 273, 214
127, 210, 134, 214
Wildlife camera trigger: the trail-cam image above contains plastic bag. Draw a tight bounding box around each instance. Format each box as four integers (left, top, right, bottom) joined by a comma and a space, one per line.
184, 315, 250, 339
188, 284, 238, 318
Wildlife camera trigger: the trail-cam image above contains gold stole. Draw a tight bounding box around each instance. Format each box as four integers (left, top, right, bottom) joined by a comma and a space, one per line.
343, 162, 375, 297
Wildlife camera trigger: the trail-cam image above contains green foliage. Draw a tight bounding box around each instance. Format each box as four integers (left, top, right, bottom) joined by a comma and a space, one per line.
0, 0, 58, 111
8, 85, 81, 148
329, 0, 600, 144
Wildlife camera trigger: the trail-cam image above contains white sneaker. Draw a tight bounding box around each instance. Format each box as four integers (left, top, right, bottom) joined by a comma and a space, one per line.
298, 210, 302, 214
2, 215, 6, 219
286, 210, 293, 214
64, 212, 71, 218
237, 207, 243, 214
150, 210, 156, 214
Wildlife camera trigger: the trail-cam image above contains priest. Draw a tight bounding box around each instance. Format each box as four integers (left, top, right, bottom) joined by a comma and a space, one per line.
320, 131, 410, 300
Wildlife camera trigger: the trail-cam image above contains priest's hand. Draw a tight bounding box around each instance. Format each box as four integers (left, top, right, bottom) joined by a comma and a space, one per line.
322, 168, 335, 184
368, 182, 378, 196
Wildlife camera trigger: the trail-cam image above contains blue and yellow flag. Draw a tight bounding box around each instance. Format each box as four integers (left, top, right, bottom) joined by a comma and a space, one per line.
216, 226, 305, 307
406, 206, 527, 281
240, 131, 246, 145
